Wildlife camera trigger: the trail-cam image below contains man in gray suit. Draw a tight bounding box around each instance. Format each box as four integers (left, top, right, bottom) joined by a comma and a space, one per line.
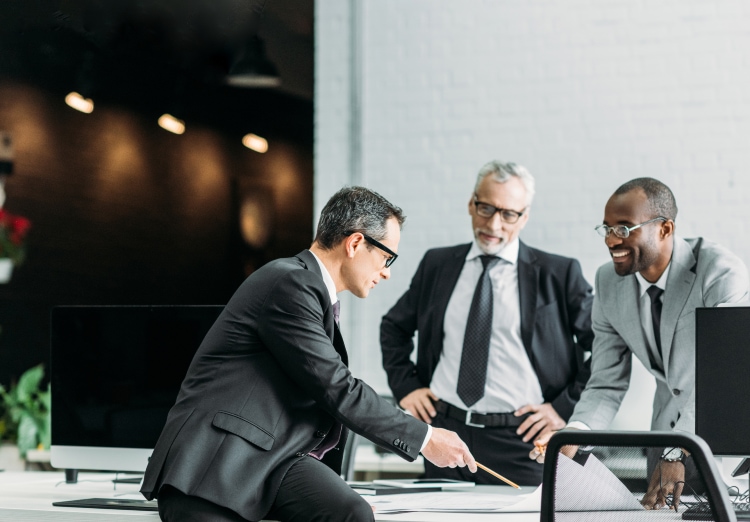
141, 187, 476, 522
531, 177, 749, 510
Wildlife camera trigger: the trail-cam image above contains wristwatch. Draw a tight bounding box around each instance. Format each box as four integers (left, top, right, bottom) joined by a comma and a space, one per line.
661, 447, 688, 464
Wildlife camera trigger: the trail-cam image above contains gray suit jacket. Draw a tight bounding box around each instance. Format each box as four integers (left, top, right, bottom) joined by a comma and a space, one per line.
570, 237, 749, 433
141, 250, 428, 521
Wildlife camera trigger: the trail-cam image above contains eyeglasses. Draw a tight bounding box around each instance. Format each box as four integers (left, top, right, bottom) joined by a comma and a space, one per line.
594, 217, 667, 239
473, 195, 526, 224
346, 232, 398, 268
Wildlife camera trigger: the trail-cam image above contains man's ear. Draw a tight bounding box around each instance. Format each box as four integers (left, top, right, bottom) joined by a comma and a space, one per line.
344, 232, 364, 259
660, 219, 675, 239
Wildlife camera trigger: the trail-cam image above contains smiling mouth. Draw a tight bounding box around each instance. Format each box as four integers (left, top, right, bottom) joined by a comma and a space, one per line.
611, 250, 629, 259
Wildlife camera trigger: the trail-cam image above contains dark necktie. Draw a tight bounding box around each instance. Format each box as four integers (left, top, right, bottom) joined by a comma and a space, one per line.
457, 255, 501, 407
647, 285, 664, 356
332, 301, 340, 326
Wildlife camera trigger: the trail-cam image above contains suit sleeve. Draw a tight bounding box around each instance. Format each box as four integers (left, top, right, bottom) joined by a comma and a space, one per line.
548, 258, 595, 420
674, 244, 750, 432
257, 269, 428, 460
380, 254, 429, 402
568, 267, 634, 430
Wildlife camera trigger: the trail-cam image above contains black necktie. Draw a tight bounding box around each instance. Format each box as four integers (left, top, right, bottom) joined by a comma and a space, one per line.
646, 285, 664, 356
457, 255, 501, 407
332, 301, 340, 326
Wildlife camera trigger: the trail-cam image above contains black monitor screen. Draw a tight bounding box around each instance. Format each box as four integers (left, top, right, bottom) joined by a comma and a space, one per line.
695, 306, 750, 457
51, 305, 222, 449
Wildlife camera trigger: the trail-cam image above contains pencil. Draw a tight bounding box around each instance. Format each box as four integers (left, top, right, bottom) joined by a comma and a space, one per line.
476, 462, 521, 489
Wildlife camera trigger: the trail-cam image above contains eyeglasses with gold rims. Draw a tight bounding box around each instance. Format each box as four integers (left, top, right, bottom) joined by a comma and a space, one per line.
594, 217, 667, 239
472, 195, 526, 224
346, 232, 398, 268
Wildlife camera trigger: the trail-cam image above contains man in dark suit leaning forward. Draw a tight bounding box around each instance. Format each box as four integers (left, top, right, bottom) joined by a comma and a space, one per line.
380, 160, 594, 486
141, 187, 476, 522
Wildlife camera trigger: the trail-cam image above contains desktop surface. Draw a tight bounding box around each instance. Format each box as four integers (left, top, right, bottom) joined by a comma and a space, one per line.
0, 471, 708, 521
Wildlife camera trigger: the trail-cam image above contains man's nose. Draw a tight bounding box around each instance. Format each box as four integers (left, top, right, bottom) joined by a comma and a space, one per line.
605, 232, 622, 249
487, 211, 505, 229
381, 266, 391, 280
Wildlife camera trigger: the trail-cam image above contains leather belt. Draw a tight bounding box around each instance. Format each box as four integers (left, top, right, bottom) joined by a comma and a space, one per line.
435, 400, 526, 428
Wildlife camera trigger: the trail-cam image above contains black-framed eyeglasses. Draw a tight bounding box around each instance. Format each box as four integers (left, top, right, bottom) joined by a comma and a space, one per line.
472, 195, 526, 224
594, 217, 667, 239
346, 232, 398, 268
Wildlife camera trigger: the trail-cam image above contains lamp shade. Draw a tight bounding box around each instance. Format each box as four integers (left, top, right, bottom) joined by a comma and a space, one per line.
226, 36, 281, 87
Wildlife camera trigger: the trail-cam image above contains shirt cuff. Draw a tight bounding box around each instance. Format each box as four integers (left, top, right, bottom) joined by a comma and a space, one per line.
566, 421, 591, 431
420, 424, 433, 453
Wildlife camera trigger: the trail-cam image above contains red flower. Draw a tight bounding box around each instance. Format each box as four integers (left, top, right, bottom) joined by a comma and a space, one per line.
0, 208, 31, 265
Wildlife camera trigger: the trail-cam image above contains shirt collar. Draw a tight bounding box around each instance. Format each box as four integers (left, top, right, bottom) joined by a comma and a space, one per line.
635, 262, 671, 298
308, 250, 338, 305
467, 237, 519, 265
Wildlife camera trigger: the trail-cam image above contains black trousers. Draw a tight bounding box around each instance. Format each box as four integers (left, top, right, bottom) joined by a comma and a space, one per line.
158, 456, 373, 522
423, 408, 544, 487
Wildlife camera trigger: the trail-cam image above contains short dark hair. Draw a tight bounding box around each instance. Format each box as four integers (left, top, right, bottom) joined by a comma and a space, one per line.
614, 177, 678, 221
313, 186, 406, 250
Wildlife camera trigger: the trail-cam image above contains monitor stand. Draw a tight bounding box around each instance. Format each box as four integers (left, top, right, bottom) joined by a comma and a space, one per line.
65, 469, 78, 484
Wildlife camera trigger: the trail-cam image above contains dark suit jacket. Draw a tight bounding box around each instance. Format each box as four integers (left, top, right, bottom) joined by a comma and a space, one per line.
380, 242, 594, 420
141, 250, 428, 521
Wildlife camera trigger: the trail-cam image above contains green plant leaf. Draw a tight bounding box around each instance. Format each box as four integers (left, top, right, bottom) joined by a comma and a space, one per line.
15, 364, 44, 403
16, 414, 39, 458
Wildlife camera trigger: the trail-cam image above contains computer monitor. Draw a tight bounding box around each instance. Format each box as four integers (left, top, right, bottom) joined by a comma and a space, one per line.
695, 306, 750, 458
50, 305, 223, 473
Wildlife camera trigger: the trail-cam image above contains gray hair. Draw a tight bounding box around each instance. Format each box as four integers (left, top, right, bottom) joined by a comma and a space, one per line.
474, 160, 535, 206
314, 186, 406, 250
613, 177, 678, 221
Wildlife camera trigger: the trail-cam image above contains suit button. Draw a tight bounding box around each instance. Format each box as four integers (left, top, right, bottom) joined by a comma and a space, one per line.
393, 438, 401, 446
404, 445, 410, 452
295, 452, 305, 457
315, 430, 326, 438
673, 389, 680, 396
670, 421, 675, 428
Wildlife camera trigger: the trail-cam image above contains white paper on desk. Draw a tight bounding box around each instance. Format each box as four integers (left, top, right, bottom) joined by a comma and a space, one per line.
366, 486, 541, 514
554, 454, 644, 512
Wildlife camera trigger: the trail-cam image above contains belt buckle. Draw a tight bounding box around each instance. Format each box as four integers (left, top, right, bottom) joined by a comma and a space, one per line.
465, 410, 485, 428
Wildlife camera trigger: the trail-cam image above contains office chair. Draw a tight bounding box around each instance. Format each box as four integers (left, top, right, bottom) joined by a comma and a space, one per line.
340, 432, 360, 481
540, 430, 736, 522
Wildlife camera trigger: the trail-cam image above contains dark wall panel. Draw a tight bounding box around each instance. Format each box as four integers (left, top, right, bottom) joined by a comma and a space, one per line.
0, 81, 313, 385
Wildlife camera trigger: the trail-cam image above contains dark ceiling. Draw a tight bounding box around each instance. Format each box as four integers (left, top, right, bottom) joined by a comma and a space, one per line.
0, 0, 314, 137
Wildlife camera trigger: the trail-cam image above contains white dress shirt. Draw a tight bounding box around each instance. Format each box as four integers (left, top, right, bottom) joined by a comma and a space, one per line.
431, 239, 544, 413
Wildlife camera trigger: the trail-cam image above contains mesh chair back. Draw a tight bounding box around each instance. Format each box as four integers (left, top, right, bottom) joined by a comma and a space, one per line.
540, 430, 735, 522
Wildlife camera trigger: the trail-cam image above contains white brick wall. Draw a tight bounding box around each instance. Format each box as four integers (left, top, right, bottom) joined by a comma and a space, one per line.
315, 0, 750, 430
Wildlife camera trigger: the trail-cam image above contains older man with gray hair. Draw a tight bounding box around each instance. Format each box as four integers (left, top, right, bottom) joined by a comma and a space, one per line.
381, 160, 594, 486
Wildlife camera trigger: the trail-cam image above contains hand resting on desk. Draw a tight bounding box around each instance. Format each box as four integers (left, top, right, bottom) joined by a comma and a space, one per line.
641, 460, 686, 511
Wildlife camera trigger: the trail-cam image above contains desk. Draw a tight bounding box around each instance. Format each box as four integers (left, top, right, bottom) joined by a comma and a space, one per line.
0, 472, 689, 521
0, 471, 157, 521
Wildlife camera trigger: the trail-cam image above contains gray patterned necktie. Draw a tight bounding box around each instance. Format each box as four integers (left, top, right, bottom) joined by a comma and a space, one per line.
332, 301, 340, 326
457, 255, 501, 407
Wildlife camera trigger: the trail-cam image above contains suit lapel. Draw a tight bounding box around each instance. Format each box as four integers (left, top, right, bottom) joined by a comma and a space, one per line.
333, 322, 348, 366
295, 249, 349, 366
660, 237, 697, 370
433, 244, 472, 346
613, 274, 656, 370
517, 242, 538, 363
